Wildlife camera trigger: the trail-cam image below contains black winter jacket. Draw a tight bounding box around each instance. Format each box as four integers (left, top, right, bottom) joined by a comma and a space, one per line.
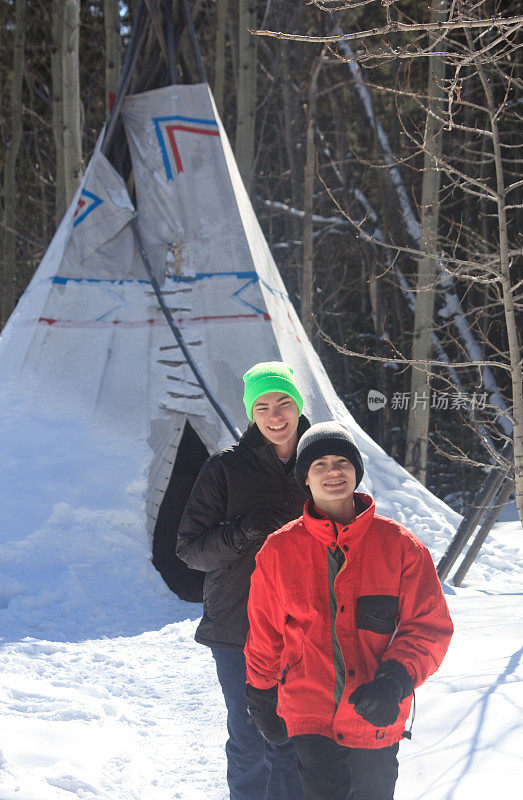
176, 417, 309, 650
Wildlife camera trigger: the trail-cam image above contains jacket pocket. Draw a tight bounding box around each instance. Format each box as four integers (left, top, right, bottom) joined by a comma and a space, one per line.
202, 568, 230, 617
356, 595, 399, 634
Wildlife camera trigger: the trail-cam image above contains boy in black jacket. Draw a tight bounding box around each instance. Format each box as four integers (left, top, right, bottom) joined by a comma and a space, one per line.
177, 362, 307, 800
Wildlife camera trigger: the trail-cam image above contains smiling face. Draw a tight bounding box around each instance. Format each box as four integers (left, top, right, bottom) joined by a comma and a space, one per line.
251, 392, 300, 458
305, 454, 357, 512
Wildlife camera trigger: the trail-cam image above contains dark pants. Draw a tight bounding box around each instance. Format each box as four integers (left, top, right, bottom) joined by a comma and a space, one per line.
212, 648, 304, 800
293, 734, 399, 800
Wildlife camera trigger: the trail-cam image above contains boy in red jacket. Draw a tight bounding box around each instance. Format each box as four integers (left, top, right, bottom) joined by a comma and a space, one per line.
244, 421, 453, 800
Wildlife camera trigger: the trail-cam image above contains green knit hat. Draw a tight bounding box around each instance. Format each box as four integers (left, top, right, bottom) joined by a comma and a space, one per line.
242, 362, 304, 421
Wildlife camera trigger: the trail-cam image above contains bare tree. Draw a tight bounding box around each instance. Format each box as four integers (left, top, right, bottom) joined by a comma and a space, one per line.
52, 1, 66, 226
253, 0, 523, 523
1, 0, 26, 328
62, 0, 83, 206
462, 26, 523, 522
235, 0, 257, 195
404, 0, 449, 485
104, 0, 122, 120
52, 0, 83, 221
302, 54, 325, 339
213, 0, 227, 117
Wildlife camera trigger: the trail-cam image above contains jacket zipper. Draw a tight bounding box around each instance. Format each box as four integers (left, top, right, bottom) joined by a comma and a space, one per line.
279, 654, 303, 685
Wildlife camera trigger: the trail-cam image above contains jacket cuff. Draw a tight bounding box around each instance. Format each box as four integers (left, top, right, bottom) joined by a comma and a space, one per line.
375, 659, 414, 700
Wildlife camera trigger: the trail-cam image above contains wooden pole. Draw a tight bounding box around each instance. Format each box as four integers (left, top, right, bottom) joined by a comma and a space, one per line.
437, 441, 513, 581
453, 478, 515, 587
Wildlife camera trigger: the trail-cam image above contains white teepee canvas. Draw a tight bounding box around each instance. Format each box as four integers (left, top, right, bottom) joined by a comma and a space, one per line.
0, 83, 458, 614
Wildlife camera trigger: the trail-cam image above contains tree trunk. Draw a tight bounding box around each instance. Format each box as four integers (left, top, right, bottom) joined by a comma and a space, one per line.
227, 0, 239, 98
104, 0, 122, 119
52, 1, 66, 226
213, 0, 227, 117
62, 0, 83, 208
281, 41, 301, 242
235, 0, 257, 195
129, 0, 141, 21
302, 55, 323, 340
1, 0, 26, 328
404, 0, 448, 485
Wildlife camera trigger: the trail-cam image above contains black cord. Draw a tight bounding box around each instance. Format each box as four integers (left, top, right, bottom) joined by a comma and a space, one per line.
130, 220, 241, 442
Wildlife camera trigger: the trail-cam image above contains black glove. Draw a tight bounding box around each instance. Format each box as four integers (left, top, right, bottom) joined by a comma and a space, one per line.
245, 683, 289, 745
348, 660, 413, 728
241, 504, 291, 542
224, 504, 291, 553
222, 516, 251, 553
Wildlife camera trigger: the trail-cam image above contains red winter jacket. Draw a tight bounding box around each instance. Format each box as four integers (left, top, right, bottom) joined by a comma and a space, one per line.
245, 494, 453, 748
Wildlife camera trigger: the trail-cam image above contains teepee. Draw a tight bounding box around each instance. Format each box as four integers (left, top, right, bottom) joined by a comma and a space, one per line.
0, 2, 457, 606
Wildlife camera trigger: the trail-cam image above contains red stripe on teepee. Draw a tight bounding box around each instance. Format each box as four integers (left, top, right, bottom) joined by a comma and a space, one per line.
166, 126, 184, 174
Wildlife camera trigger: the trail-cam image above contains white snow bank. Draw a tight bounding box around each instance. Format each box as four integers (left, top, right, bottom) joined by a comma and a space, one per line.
0, 501, 196, 643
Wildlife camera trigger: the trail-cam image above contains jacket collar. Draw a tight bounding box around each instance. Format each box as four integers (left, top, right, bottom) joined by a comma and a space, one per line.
240, 415, 310, 447
238, 415, 310, 476
302, 493, 375, 548
239, 415, 310, 465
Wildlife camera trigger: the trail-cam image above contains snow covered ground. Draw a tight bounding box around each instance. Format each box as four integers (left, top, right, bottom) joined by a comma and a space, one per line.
0, 495, 521, 800
0, 364, 521, 800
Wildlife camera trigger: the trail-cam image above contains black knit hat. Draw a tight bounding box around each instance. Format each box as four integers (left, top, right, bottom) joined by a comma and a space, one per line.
295, 421, 364, 494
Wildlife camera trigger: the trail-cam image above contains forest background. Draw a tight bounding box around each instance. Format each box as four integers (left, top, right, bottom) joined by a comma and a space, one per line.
1, 0, 521, 520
